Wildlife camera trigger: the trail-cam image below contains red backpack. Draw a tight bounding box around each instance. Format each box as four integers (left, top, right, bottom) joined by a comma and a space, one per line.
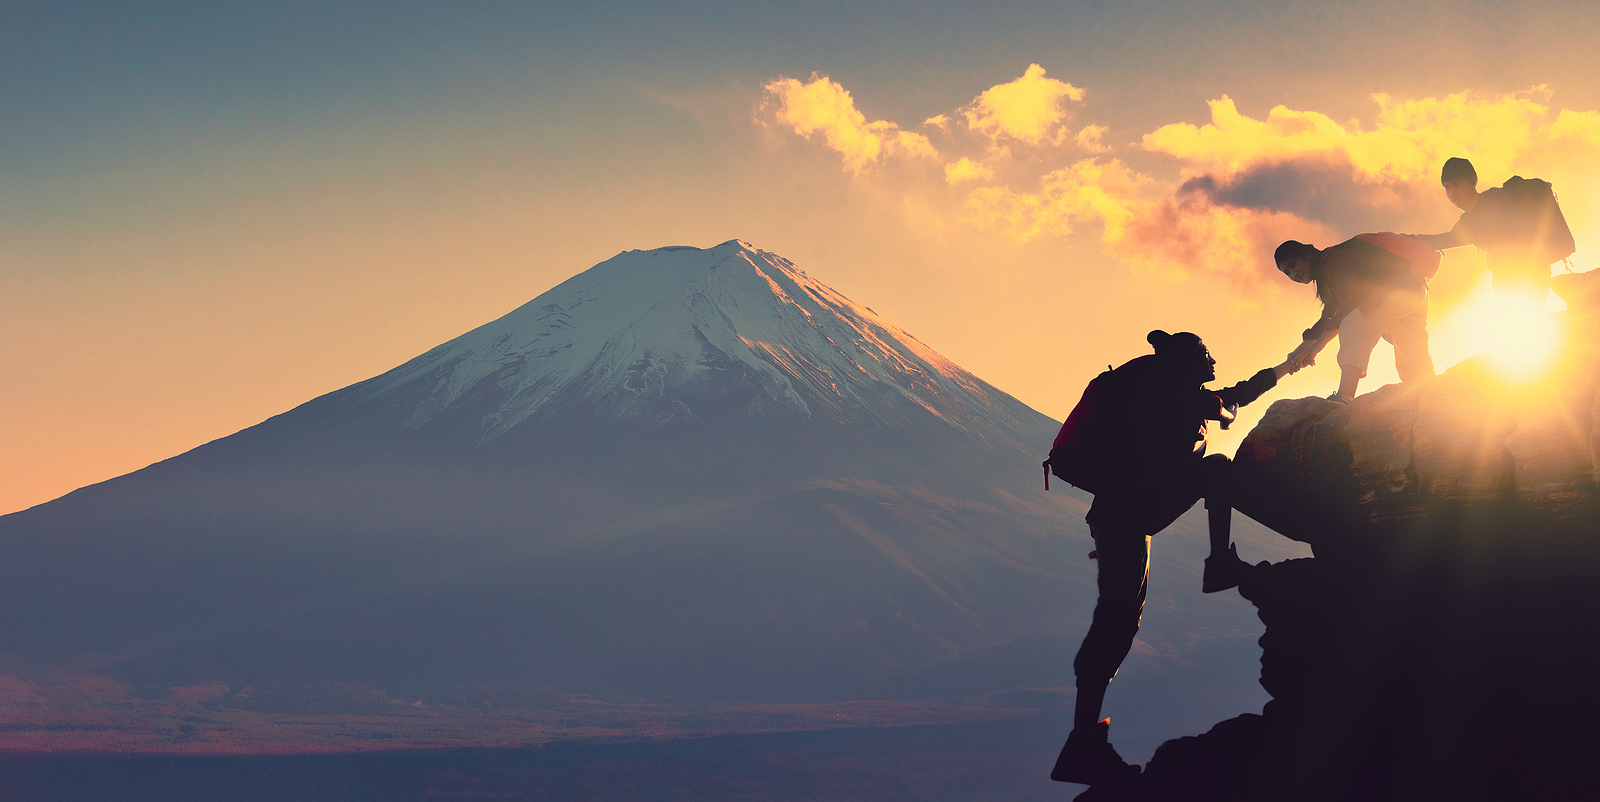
1353, 232, 1441, 279
1044, 366, 1132, 494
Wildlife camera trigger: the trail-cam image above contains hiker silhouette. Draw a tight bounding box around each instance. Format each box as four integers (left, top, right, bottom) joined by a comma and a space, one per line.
1413, 157, 1576, 299
1045, 331, 1299, 786
1275, 235, 1438, 404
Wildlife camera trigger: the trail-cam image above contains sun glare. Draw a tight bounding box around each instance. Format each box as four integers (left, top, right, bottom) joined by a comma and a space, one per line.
1433, 276, 1565, 381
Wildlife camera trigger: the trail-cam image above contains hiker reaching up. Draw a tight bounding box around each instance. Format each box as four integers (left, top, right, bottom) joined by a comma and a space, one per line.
1413, 157, 1576, 299
1277, 234, 1439, 404
1044, 330, 1299, 786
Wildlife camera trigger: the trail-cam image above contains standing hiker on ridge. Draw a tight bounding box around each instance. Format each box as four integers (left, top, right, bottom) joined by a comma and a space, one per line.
1276, 233, 1439, 404
1044, 330, 1299, 786
1412, 157, 1576, 300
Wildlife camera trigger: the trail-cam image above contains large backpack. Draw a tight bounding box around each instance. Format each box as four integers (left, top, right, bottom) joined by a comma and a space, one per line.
1501, 176, 1577, 266
1352, 232, 1442, 279
1044, 365, 1133, 494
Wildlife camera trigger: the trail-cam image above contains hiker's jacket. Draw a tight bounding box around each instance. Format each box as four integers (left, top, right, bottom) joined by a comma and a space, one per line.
1303, 237, 1428, 342
1086, 355, 1277, 535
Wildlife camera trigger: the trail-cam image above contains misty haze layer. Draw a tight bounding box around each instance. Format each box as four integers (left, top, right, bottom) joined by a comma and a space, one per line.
0, 242, 1301, 757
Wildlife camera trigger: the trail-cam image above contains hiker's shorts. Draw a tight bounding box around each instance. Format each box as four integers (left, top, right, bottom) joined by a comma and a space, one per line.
1337, 289, 1433, 382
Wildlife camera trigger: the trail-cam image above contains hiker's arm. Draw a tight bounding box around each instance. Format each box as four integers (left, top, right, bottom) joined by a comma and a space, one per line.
1214, 368, 1279, 410
1291, 323, 1340, 368
1415, 218, 1471, 250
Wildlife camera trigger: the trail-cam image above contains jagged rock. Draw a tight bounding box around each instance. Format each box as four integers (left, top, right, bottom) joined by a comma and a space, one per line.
1234, 317, 1599, 547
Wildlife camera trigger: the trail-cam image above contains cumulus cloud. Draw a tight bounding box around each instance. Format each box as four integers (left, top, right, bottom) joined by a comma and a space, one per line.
944, 157, 994, 185
1075, 124, 1112, 153
960, 64, 1085, 145
758, 72, 1600, 288
964, 158, 1149, 241
1144, 91, 1552, 182
762, 74, 938, 173
1141, 89, 1594, 239
964, 158, 1328, 289
1116, 196, 1334, 289
1176, 155, 1435, 233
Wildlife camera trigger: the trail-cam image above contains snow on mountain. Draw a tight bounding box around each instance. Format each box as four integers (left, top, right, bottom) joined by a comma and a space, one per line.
324, 240, 1028, 441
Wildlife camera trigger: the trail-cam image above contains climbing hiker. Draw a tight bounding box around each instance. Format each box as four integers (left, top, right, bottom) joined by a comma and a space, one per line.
1413, 157, 1576, 299
1045, 330, 1298, 785
1276, 233, 1439, 404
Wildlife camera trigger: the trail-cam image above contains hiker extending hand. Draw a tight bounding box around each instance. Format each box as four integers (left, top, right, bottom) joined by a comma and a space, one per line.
1044, 330, 1291, 786
1275, 235, 1438, 405
1413, 157, 1575, 300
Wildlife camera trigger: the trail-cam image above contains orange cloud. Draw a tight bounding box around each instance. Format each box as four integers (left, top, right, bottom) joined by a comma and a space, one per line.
960, 64, 1085, 145
762, 74, 938, 173
1116, 197, 1333, 291
963, 157, 1327, 290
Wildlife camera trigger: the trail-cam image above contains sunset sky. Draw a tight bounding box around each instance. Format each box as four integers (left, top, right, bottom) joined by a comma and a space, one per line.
6, 1, 1600, 514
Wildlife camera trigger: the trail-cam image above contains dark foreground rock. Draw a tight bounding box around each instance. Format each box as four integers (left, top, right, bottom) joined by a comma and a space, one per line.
1078, 282, 1600, 800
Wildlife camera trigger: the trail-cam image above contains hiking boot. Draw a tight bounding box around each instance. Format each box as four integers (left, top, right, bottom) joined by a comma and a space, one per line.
1051, 719, 1141, 785
1326, 392, 1352, 405
1202, 543, 1250, 593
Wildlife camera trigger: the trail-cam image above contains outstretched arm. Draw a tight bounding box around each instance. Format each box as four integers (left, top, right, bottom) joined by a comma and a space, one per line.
1214, 366, 1280, 410
1289, 328, 1338, 370
1414, 218, 1471, 250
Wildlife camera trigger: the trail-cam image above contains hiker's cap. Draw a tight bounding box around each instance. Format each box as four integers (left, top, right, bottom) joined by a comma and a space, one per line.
1148, 329, 1203, 357
1441, 157, 1476, 186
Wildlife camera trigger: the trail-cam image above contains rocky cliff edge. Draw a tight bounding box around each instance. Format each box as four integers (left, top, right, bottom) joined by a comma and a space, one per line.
1078, 272, 1600, 801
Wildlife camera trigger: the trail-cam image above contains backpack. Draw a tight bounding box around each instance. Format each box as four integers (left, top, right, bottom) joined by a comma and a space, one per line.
1501, 176, 1577, 266
1043, 366, 1130, 494
1352, 232, 1442, 279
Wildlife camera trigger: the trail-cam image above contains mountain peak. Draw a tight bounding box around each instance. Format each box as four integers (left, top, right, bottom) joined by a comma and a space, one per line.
314, 241, 1036, 445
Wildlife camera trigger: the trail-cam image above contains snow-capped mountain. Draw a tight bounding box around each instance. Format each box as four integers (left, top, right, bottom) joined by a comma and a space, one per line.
308, 239, 1038, 446
0, 241, 1287, 737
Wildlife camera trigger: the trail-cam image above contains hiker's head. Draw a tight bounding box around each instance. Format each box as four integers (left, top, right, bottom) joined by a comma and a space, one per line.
1148, 329, 1215, 382
1274, 240, 1317, 284
1441, 157, 1480, 211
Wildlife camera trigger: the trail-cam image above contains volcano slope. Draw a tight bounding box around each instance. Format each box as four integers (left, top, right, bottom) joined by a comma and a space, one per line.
0, 241, 1301, 753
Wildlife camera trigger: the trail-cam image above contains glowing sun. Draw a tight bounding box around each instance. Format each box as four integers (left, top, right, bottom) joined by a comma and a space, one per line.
1432, 276, 1565, 380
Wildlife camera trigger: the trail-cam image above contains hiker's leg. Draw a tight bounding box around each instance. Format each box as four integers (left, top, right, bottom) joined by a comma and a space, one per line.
1391, 296, 1435, 382
1201, 454, 1232, 558
1072, 525, 1150, 730
1200, 454, 1250, 592
1073, 680, 1110, 733
1335, 308, 1383, 399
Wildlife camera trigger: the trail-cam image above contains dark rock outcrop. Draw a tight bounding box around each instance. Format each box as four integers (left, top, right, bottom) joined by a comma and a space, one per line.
1080, 278, 1600, 800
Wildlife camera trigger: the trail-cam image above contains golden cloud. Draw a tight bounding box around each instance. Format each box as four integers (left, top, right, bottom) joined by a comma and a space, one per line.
944, 157, 994, 184
1075, 124, 1112, 154
961, 64, 1085, 145
757, 74, 1600, 284
963, 158, 1148, 241
762, 74, 938, 173
1143, 91, 1553, 182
